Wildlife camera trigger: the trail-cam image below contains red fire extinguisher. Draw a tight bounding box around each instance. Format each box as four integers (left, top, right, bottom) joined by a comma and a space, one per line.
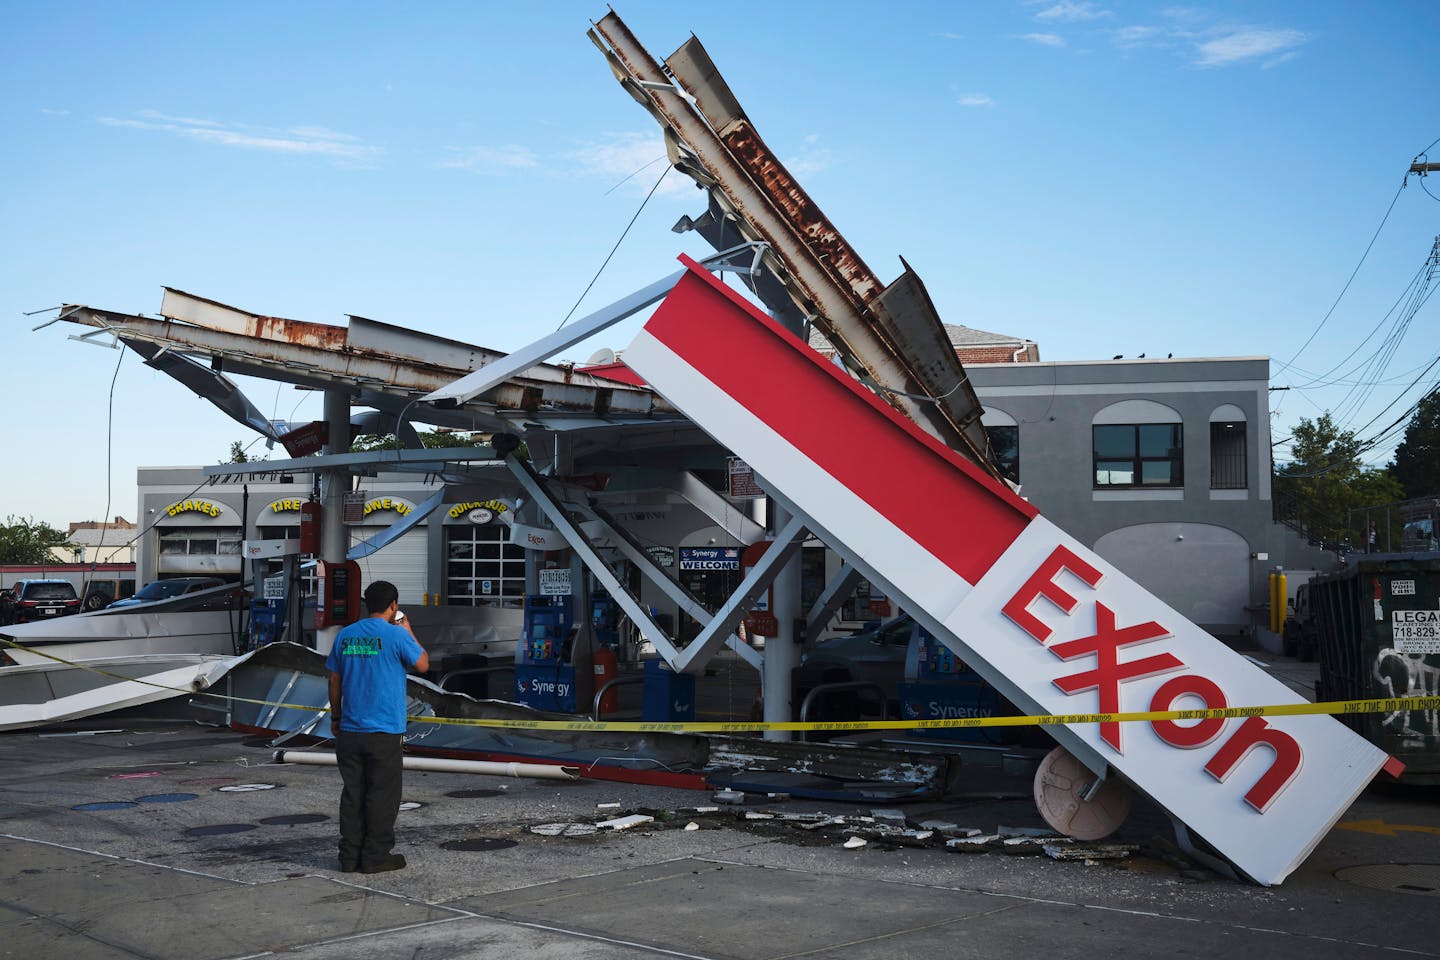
593, 646, 619, 714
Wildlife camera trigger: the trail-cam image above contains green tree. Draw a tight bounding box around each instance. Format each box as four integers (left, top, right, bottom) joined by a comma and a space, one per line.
0, 516, 75, 565
350, 430, 484, 452
227, 440, 251, 463
1275, 414, 1404, 544
1389, 389, 1440, 499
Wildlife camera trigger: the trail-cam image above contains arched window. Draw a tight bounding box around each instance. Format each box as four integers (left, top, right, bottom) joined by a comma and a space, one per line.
1092, 400, 1183, 488
1209, 404, 1247, 490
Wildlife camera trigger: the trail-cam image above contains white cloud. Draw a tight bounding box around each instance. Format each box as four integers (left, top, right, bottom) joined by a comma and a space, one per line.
957, 93, 996, 107
136, 109, 223, 128
784, 135, 833, 177
1033, 1, 1111, 23
568, 132, 692, 197
1112, 25, 1163, 47
1018, 32, 1066, 47
40, 107, 70, 116
932, 31, 965, 40
437, 144, 539, 173
1193, 28, 1308, 67
97, 111, 382, 165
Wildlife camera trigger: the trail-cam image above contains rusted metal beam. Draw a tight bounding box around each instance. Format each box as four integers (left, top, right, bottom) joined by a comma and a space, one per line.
590, 13, 997, 478
57, 305, 673, 420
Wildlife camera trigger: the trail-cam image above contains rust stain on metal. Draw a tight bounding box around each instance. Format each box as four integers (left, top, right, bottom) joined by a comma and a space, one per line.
520, 386, 544, 414
252, 314, 350, 352
722, 123, 882, 305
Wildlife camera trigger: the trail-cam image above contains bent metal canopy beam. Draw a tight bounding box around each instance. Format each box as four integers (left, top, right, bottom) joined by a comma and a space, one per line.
589, 12, 997, 478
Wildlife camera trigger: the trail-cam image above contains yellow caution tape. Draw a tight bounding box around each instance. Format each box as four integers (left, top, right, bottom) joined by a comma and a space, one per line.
5, 637, 1436, 735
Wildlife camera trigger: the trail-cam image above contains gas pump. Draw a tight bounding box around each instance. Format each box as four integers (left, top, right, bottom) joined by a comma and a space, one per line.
513, 595, 577, 712
898, 624, 1007, 744
243, 539, 301, 650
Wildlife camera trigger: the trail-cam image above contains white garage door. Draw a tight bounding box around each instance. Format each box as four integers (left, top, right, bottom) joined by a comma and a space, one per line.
349, 528, 428, 606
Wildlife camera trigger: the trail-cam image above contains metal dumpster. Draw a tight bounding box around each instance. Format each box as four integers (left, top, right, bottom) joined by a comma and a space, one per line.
1311, 556, 1440, 783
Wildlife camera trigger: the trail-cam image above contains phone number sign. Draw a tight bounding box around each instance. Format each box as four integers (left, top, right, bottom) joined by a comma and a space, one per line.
1392, 609, 1440, 653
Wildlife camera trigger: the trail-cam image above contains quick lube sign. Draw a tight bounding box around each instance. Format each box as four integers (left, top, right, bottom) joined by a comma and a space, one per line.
623, 257, 1394, 885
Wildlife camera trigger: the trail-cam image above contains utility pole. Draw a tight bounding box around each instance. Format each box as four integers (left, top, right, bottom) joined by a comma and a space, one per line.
1411, 162, 1440, 174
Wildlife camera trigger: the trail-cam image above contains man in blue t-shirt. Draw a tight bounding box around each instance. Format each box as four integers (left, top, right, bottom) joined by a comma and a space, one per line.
325, 579, 428, 874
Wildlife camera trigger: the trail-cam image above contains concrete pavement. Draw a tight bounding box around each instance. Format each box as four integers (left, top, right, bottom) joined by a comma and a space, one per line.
1, 661, 1437, 959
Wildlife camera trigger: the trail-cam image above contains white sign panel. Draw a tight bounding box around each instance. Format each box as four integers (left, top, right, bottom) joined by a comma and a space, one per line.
1392, 609, 1440, 653
243, 539, 300, 560
511, 522, 567, 552
539, 569, 572, 597
623, 258, 1394, 886
262, 575, 286, 600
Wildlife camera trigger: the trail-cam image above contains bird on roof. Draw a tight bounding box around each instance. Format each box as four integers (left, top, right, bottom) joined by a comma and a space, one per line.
1112, 354, 1123, 359
1138, 353, 1146, 358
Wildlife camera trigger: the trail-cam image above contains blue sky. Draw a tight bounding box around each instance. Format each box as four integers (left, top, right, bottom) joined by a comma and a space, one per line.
2, 1, 1436, 530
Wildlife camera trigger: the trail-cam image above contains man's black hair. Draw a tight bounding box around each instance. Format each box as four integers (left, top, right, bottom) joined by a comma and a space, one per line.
364, 580, 399, 614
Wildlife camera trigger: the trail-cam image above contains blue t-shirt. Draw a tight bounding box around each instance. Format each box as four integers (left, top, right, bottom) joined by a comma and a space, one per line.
325, 617, 424, 734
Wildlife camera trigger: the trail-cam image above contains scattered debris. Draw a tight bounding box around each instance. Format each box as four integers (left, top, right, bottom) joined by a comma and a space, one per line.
530, 823, 600, 838
598, 814, 655, 831
997, 825, 1057, 838
684, 822, 700, 831
713, 789, 746, 805
843, 836, 867, 850
744, 812, 775, 820
946, 834, 1000, 852
596, 801, 622, 811
869, 809, 907, 824
918, 820, 983, 838
1044, 842, 1136, 862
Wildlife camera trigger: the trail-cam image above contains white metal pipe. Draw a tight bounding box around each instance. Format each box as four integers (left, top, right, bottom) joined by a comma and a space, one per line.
274, 749, 580, 781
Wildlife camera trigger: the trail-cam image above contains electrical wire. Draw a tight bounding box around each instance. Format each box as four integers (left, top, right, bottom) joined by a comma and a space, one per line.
89, 348, 126, 580
1273, 179, 1407, 375
554, 162, 673, 333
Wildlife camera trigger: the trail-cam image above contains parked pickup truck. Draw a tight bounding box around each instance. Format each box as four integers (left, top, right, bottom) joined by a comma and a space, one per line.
1282, 583, 1318, 661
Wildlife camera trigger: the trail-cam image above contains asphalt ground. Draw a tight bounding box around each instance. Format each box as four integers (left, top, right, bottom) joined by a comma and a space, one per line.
1, 656, 1438, 959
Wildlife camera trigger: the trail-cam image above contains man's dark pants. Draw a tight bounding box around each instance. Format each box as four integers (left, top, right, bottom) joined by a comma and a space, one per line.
335, 730, 404, 868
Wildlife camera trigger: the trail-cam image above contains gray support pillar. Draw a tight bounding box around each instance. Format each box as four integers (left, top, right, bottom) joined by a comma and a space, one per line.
762, 502, 802, 741
570, 551, 594, 709
316, 389, 351, 655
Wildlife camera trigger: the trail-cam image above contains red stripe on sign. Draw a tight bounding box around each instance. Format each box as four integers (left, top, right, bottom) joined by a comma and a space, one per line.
643, 256, 1035, 586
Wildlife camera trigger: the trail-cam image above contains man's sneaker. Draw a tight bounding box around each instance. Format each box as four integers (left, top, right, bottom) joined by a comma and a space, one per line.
361, 854, 407, 874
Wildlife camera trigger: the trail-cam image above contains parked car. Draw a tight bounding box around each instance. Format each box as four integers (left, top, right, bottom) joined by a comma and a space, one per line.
791, 614, 929, 722
1282, 584, 1318, 662
107, 577, 228, 609
0, 579, 83, 625
80, 577, 136, 612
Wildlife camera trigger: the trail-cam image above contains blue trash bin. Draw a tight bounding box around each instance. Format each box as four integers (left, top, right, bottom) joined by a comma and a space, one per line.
641, 658, 695, 722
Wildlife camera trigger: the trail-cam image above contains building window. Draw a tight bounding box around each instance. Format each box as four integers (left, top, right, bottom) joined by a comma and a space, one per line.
446, 524, 527, 608
1093, 424, 1183, 488
1209, 421, 1247, 489
986, 425, 1019, 484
